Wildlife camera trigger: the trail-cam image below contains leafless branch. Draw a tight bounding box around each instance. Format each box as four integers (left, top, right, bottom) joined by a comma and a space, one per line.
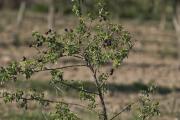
34, 64, 87, 72
0, 96, 85, 108
59, 80, 99, 95
110, 102, 137, 120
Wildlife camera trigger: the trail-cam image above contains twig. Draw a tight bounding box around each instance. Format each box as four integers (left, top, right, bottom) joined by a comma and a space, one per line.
59, 80, 99, 95
72, 55, 84, 60
51, 83, 64, 93
0, 96, 85, 108
110, 102, 137, 120
41, 109, 49, 120
34, 64, 87, 72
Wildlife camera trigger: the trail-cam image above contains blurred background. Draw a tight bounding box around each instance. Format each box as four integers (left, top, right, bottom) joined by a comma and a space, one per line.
0, 0, 180, 120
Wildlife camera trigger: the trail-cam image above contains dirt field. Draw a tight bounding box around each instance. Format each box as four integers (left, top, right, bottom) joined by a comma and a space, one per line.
0, 11, 180, 120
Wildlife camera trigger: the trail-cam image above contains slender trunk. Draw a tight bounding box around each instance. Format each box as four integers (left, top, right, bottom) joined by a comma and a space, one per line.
173, 0, 180, 60
90, 67, 108, 120
16, 1, 26, 28
97, 84, 108, 120
159, 13, 166, 30
48, 0, 55, 30
171, 92, 177, 114
12, 1, 26, 46
159, 0, 167, 30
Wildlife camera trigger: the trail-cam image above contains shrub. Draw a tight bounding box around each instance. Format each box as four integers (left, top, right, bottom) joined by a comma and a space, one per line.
0, 0, 159, 120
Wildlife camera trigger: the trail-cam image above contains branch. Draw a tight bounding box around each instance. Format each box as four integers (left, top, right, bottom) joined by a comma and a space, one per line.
89, 66, 108, 120
59, 80, 99, 95
110, 102, 137, 120
34, 64, 87, 72
25, 97, 85, 107
34, 65, 89, 95
51, 83, 64, 93
0, 96, 85, 108
61, 54, 85, 60
72, 55, 84, 60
